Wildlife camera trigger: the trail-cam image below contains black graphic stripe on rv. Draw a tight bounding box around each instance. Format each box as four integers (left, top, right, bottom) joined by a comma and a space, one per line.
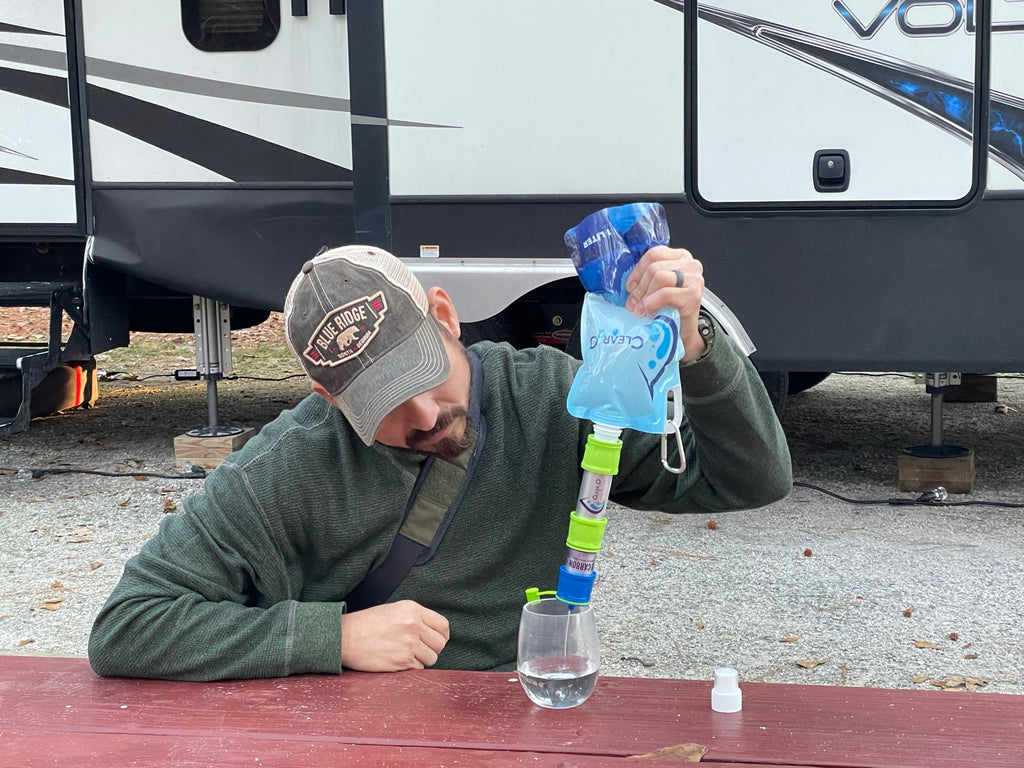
0, 65, 68, 107
0, 66, 350, 182
86, 85, 351, 182
0, 168, 72, 185
0, 23, 61, 36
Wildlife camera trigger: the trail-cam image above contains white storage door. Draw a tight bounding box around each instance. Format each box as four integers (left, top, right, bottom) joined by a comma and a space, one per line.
694, 1, 980, 205
382, 0, 685, 197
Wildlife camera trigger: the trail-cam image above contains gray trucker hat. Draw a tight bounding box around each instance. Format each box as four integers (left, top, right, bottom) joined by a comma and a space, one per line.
283, 245, 451, 445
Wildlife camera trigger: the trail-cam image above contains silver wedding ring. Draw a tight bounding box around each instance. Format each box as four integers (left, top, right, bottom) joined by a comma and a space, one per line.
673, 269, 685, 289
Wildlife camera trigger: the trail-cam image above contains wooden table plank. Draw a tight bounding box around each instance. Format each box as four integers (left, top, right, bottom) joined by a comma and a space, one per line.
1, 729, 801, 768
1, 656, 1021, 768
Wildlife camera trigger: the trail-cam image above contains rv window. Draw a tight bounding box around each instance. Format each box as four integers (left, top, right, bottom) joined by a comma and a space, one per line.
181, 0, 280, 52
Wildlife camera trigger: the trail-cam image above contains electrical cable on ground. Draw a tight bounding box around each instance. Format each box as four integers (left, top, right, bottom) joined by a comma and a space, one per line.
102, 371, 305, 382
793, 480, 1024, 509
2, 466, 206, 481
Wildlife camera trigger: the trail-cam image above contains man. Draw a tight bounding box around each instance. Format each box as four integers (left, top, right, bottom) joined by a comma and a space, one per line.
88, 244, 791, 680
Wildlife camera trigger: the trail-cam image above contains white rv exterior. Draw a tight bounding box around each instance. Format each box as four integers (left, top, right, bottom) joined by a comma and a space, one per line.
2, 1, 1024, 379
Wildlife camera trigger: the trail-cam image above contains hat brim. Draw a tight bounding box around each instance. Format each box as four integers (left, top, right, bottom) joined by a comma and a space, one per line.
335, 316, 451, 446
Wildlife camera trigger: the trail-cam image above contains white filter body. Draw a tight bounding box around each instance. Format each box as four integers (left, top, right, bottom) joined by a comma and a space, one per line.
711, 667, 742, 713
576, 470, 613, 518
564, 548, 598, 575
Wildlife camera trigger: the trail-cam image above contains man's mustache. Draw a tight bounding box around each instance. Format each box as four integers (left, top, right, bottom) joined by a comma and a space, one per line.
407, 407, 469, 447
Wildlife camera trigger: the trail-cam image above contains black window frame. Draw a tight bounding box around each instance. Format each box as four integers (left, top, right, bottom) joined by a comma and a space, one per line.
181, 0, 281, 53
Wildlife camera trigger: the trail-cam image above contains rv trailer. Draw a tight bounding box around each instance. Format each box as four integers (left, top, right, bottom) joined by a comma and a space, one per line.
2, 0, 1024, 431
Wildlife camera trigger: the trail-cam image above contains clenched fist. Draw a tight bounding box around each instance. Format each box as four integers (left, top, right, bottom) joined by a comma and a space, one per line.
341, 600, 450, 672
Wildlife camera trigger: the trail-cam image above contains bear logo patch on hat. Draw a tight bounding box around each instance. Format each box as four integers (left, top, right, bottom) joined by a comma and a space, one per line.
303, 291, 388, 367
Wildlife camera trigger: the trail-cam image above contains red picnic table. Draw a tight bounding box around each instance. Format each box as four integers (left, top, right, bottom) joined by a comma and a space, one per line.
0, 655, 1020, 767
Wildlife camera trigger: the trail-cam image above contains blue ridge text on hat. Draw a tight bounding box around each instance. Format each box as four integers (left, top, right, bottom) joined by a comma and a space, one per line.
303, 291, 387, 367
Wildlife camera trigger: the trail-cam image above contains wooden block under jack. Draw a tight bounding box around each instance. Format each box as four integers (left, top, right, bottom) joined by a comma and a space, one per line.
174, 428, 257, 471
898, 448, 975, 494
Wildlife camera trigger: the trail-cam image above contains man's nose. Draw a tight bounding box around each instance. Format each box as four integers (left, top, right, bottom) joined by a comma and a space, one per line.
402, 393, 439, 432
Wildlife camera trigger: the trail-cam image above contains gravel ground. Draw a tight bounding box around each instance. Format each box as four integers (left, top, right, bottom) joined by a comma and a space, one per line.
1, 360, 1021, 696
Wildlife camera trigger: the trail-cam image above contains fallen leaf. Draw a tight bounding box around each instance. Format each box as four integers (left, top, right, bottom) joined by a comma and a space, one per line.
780, 636, 800, 643
797, 658, 828, 669
911, 675, 931, 684
913, 640, 942, 649
964, 653, 979, 660
51, 581, 64, 589
695, 621, 706, 629
706, 520, 718, 530
132, 475, 149, 482
803, 548, 813, 557
41, 601, 62, 611
18, 639, 34, 646
71, 539, 93, 544
163, 498, 177, 512
628, 742, 708, 762
90, 561, 103, 570
902, 607, 915, 617
118, 498, 132, 507
55, 526, 93, 538
949, 632, 959, 641
930, 675, 989, 692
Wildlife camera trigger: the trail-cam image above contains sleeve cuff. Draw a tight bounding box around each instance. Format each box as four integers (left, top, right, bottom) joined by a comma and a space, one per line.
678, 325, 745, 401
288, 600, 345, 675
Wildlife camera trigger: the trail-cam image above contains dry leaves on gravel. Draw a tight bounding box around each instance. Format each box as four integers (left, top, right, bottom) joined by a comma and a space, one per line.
912, 675, 989, 692
796, 658, 828, 669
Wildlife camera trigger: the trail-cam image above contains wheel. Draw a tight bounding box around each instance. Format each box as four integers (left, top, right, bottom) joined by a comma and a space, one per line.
758, 371, 788, 417
459, 311, 531, 349
565, 321, 583, 360
787, 372, 830, 396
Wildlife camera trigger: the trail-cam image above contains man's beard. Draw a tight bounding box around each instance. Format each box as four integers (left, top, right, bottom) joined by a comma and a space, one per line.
407, 406, 472, 461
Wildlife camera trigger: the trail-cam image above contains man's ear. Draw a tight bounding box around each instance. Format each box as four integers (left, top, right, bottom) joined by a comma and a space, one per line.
427, 286, 460, 340
311, 381, 340, 407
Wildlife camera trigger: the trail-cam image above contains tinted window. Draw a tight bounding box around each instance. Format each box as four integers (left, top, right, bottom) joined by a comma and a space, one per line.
182, 0, 280, 52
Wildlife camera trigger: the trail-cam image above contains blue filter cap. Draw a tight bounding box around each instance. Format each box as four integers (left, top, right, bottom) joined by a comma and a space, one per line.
556, 565, 597, 606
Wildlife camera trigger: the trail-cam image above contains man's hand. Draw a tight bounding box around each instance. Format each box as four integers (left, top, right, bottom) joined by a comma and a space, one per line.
624, 245, 706, 362
341, 600, 450, 672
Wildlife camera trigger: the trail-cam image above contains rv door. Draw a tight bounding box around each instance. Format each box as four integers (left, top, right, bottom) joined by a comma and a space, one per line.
0, 0, 83, 232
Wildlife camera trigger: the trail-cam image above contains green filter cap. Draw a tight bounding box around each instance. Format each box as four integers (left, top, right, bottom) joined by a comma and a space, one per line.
581, 433, 622, 475
566, 512, 608, 552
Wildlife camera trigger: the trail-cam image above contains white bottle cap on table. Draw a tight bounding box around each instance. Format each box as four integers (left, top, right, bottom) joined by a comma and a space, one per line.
711, 667, 742, 713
